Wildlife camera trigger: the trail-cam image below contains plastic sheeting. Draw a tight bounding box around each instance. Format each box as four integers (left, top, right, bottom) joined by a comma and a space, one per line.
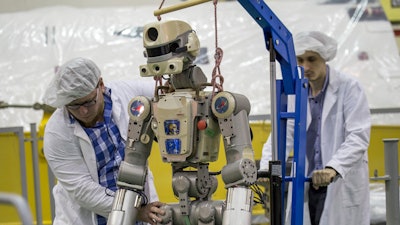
1, 0, 400, 130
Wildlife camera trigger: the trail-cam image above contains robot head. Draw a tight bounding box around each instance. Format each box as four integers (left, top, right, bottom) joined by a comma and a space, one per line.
139, 20, 200, 77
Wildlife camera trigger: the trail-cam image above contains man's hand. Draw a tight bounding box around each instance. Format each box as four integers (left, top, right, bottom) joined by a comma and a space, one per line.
311, 168, 337, 189
137, 201, 166, 225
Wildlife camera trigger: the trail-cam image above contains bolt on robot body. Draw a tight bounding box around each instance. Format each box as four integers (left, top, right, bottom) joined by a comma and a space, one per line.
108, 20, 257, 225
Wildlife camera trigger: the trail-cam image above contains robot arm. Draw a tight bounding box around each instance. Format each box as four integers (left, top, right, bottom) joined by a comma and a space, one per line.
108, 96, 155, 225
211, 91, 257, 187
211, 91, 257, 225
118, 96, 154, 189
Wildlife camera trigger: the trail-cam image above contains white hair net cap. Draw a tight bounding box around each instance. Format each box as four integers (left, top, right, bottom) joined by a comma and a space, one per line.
294, 31, 338, 61
43, 57, 101, 108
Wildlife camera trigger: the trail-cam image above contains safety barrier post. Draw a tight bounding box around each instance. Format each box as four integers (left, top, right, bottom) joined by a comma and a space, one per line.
29, 123, 43, 225
371, 138, 400, 225
383, 138, 400, 225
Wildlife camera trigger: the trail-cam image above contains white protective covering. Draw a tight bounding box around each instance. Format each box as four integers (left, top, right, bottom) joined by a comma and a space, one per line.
0, 0, 400, 130
43, 57, 101, 108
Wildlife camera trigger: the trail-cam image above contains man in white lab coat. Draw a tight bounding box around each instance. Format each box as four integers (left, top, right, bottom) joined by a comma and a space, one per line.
260, 31, 371, 225
43, 57, 165, 225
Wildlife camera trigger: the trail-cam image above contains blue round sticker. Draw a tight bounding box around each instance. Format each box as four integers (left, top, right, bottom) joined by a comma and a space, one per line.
214, 96, 229, 114
130, 100, 145, 117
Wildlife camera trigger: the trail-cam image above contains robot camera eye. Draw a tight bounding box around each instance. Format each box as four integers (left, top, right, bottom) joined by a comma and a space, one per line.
153, 65, 160, 71
147, 27, 158, 41
169, 42, 179, 53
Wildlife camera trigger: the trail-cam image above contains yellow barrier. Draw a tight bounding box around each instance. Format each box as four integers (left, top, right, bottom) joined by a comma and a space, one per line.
0, 115, 53, 225
1, 119, 399, 224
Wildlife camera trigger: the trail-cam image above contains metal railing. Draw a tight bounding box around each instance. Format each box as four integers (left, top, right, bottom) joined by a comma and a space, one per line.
370, 138, 400, 225
0, 192, 33, 225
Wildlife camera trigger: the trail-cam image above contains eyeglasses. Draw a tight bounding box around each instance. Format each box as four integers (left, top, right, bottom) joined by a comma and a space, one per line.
66, 88, 99, 110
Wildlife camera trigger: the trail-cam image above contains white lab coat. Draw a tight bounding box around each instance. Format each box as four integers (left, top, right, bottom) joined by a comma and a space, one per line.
260, 68, 371, 225
44, 79, 158, 225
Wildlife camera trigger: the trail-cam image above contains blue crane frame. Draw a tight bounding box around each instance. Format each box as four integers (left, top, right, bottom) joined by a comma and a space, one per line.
237, 0, 309, 224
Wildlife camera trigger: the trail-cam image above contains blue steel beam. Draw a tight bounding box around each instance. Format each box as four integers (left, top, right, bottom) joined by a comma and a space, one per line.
237, 1, 308, 225
237, 0, 298, 95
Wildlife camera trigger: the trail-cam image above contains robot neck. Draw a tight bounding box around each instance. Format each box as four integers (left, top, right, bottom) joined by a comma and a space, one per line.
171, 65, 207, 90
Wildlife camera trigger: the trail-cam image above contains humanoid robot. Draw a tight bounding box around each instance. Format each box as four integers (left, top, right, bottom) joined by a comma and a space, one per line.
107, 20, 257, 225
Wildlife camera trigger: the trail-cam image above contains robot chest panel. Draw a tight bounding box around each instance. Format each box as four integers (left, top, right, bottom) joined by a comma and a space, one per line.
155, 95, 195, 118
152, 94, 197, 161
